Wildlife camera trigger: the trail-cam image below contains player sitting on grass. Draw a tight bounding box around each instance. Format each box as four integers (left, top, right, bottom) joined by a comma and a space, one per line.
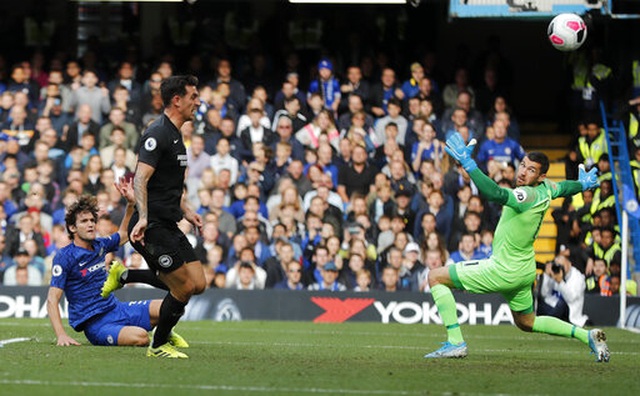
424, 132, 610, 362
46, 178, 188, 352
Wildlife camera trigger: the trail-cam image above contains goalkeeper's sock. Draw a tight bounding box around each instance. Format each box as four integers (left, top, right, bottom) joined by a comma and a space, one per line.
532, 316, 589, 345
432, 284, 464, 345
122, 269, 169, 290
152, 293, 187, 348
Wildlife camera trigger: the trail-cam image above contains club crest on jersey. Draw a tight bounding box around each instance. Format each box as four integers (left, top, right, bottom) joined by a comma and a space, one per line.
158, 254, 173, 268
144, 137, 157, 151
513, 188, 527, 202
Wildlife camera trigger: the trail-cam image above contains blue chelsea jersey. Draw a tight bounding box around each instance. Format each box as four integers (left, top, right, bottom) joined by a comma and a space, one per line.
50, 233, 121, 330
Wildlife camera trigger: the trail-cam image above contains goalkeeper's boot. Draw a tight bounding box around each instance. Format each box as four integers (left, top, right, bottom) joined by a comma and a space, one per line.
147, 342, 188, 359
149, 328, 190, 349
100, 261, 126, 298
588, 329, 610, 363
424, 341, 468, 359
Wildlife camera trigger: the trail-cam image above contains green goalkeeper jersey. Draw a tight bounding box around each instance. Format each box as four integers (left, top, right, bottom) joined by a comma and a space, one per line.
469, 169, 583, 268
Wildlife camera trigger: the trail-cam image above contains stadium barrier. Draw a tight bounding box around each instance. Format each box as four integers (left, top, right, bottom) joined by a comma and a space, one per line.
1, 286, 638, 327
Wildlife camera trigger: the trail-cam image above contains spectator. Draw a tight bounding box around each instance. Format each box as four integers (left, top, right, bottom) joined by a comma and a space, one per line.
272, 95, 307, 136
447, 232, 484, 264
400, 63, 425, 101
99, 107, 138, 150
209, 59, 246, 111
308, 58, 341, 116
340, 66, 371, 113
475, 118, 526, 173
374, 98, 408, 146
295, 109, 340, 152
337, 93, 374, 133
308, 261, 346, 291
378, 265, 402, 292
273, 260, 304, 290
63, 103, 100, 152
538, 256, 589, 327
107, 61, 142, 106
68, 69, 111, 124
353, 268, 372, 292
442, 67, 475, 110
585, 258, 611, 296
3, 247, 42, 286
228, 261, 260, 290
370, 67, 401, 118
337, 144, 378, 204
239, 107, 276, 157
100, 126, 137, 171
264, 240, 297, 288
575, 119, 607, 170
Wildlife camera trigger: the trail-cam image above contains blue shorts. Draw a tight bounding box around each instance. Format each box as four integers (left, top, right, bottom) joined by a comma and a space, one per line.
83, 300, 153, 346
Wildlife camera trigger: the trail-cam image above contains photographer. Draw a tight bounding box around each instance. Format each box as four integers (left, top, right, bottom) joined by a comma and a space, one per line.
537, 255, 589, 327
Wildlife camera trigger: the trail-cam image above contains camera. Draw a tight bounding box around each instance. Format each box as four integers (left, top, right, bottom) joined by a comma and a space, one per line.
551, 261, 564, 274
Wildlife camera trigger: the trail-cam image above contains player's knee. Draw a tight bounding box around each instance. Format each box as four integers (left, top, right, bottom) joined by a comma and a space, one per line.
133, 334, 150, 346
514, 317, 534, 332
193, 278, 206, 295
427, 267, 445, 287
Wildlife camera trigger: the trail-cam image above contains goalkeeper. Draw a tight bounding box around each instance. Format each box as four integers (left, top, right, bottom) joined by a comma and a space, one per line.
424, 132, 610, 362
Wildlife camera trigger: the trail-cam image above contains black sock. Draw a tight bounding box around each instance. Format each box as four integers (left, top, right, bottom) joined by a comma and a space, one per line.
152, 293, 187, 348
121, 269, 169, 291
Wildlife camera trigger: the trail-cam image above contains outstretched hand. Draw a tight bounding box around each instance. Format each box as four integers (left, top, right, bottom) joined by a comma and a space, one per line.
578, 164, 599, 191
114, 177, 135, 205
444, 133, 478, 172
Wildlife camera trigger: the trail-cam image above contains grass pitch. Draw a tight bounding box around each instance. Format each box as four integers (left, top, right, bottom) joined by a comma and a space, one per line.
0, 319, 638, 396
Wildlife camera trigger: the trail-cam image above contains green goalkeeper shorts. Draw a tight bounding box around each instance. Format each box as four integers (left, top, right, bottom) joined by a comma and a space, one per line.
449, 257, 537, 313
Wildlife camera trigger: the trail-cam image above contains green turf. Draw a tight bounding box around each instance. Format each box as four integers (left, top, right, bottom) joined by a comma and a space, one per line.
0, 319, 638, 395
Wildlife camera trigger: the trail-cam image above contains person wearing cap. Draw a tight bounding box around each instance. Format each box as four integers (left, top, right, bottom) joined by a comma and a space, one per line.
308, 58, 341, 116
307, 260, 346, 291
2, 247, 43, 286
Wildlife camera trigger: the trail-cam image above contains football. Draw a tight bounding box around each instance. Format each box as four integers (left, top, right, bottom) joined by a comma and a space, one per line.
547, 13, 587, 52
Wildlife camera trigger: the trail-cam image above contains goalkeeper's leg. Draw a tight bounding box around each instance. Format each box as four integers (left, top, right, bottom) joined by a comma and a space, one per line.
514, 311, 610, 363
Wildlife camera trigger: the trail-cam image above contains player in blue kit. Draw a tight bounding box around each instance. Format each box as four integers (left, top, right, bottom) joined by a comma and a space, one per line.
46, 179, 187, 349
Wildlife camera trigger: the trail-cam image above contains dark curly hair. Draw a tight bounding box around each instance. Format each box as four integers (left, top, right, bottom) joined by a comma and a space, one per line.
65, 195, 98, 238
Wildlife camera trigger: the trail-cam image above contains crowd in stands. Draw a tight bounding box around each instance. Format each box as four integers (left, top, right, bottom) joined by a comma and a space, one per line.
0, 46, 637, 298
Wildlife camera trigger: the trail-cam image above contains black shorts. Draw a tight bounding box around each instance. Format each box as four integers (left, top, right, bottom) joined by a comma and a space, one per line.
128, 212, 198, 273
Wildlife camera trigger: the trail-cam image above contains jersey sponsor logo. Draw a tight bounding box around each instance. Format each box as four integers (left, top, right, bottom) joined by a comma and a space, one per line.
158, 254, 173, 268
513, 188, 527, 202
80, 262, 105, 277
177, 154, 188, 167
52, 265, 62, 277
144, 137, 157, 151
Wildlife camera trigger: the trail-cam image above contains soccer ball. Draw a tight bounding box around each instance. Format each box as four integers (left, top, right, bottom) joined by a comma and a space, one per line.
547, 13, 587, 52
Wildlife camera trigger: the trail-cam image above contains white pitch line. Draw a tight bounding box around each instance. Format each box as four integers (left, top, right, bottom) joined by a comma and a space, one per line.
0, 379, 540, 396
0, 337, 33, 347
0, 379, 421, 395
